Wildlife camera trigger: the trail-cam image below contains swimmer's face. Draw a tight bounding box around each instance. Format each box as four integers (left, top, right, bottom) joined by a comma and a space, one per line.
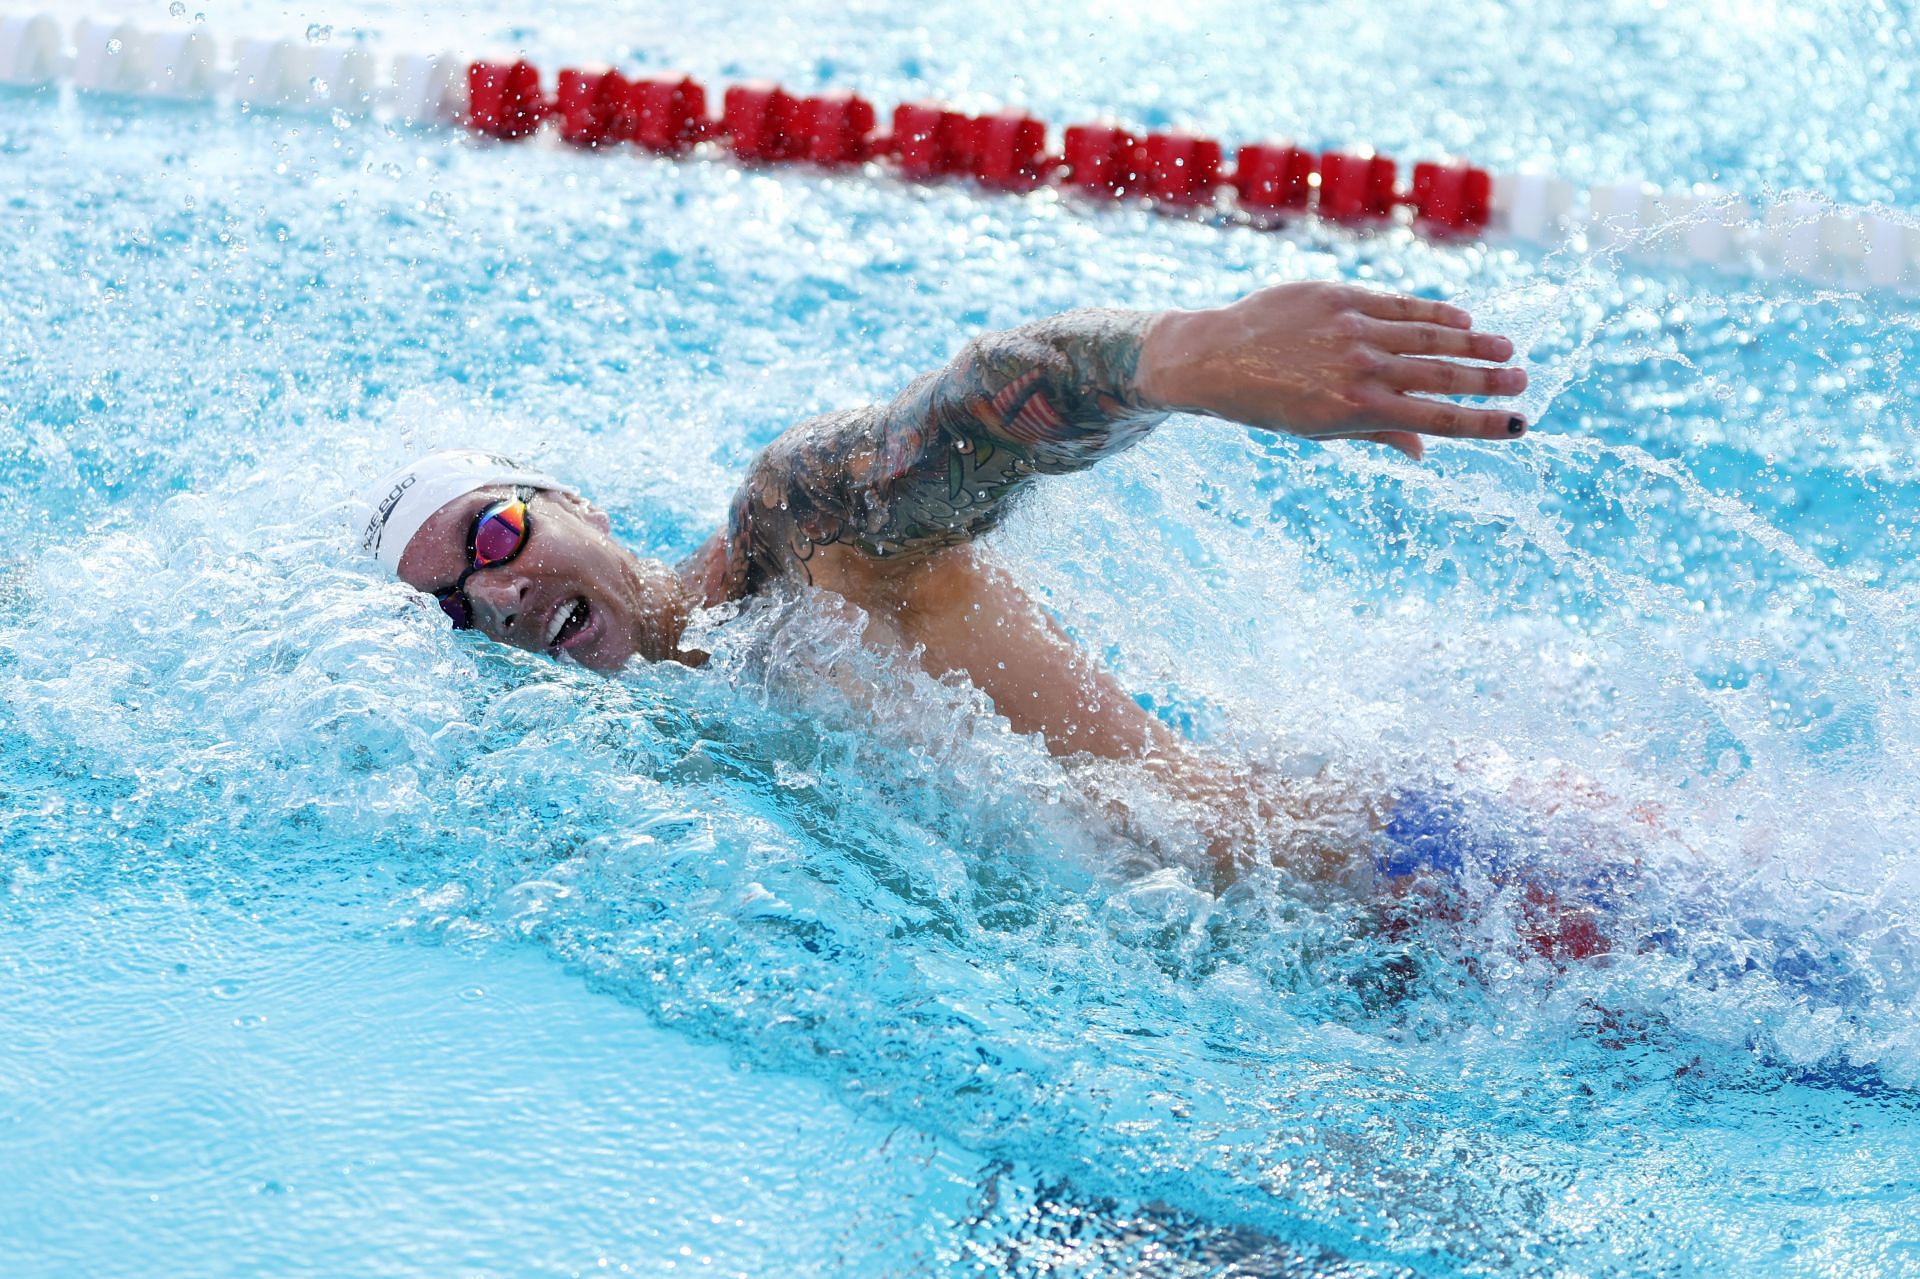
397, 486, 690, 672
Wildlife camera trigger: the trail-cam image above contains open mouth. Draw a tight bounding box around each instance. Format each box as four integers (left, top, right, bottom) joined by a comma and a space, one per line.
545, 597, 592, 654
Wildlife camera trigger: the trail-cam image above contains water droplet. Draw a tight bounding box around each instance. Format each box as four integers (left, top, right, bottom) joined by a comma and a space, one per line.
105, 38, 123, 55
168, 1, 186, 16
305, 23, 332, 43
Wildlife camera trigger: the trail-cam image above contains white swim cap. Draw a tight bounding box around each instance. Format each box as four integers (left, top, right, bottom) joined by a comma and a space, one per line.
353, 448, 578, 573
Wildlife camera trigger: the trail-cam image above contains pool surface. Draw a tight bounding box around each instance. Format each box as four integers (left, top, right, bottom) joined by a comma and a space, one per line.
3, 1, 1918, 1275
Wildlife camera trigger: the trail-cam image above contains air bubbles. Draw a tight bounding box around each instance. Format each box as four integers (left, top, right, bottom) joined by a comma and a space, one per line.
304, 23, 332, 44
167, 1, 186, 16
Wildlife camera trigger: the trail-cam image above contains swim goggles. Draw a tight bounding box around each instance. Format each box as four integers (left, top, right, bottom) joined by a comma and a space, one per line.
435, 486, 536, 630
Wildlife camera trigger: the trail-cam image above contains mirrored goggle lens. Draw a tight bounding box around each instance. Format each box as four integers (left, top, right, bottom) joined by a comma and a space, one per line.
471, 500, 529, 567
437, 591, 473, 630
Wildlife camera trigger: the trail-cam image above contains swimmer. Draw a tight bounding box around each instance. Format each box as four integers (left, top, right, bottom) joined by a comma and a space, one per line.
356, 282, 1531, 882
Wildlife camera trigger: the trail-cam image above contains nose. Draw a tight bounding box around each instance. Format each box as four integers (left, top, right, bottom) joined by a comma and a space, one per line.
463, 570, 528, 640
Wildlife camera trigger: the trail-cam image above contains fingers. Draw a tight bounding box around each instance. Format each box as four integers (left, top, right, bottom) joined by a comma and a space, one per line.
1372, 395, 1530, 439
1320, 429, 1427, 460
1357, 431, 1425, 461
1382, 355, 1529, 397
1364, 317, 1515, 362
1351, 289, 1472, 329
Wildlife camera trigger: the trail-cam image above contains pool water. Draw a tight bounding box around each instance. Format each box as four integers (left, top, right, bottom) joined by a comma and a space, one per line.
3, 1, 1918, 1275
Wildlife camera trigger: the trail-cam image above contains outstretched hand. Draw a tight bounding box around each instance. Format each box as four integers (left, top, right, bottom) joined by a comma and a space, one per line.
1136, 282, 1529, 461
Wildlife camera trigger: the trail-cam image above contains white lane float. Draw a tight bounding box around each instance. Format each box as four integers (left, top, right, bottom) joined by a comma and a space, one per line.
1677, 191, 1749, 268
385, 51, 465, 125
1491, 171, 1576, 244
1588, 180, 1659, 247
136, 30, 221, 98
70, 17, 141, 93
231, 37, 378, 111
301, 43, 378, 111
1865, 216, 1920, 290
1765, 199, 1829, 279
0, 12, 64, 86
70, 18, 218, 98
230, 35, 303, 109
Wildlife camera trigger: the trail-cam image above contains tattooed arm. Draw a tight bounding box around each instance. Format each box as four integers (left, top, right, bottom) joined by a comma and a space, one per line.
722, 282, 1529, 589
726, 308, 1163, 589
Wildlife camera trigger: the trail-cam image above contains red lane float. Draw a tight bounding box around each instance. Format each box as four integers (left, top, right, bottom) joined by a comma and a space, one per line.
1062, 125, 1146, 197
888, 102, 975, 179
555, 67, 614, 146
799, 91, 877, 164
723, 82, 804, 161
554, 67, 711, 151
1318, 151, 1398, 220
970, 112, 1050, 189
467, 59, 545, 139
630, 75, 710, 151
1144, 133, 1224, 205
1233, 143, 1316, 213
461, 58, 1505, 241
1412, 161, 1493, 232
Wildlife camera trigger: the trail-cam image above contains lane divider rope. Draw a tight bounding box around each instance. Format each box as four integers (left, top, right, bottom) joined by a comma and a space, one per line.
6, 14, 1918, 294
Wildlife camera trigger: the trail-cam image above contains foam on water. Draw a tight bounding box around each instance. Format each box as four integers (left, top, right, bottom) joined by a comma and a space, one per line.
4, 9, 1920, 1273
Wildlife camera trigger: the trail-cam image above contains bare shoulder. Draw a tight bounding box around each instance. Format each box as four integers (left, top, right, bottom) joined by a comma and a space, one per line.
721, 408, 888, 593
723, 397, 1027, 592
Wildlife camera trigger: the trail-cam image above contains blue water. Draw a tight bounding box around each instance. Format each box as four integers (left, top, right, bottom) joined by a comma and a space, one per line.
4, 2, 1919, 1275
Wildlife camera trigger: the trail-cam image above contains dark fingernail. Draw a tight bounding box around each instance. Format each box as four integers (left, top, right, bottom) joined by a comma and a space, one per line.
1507, 416, 1527, 435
